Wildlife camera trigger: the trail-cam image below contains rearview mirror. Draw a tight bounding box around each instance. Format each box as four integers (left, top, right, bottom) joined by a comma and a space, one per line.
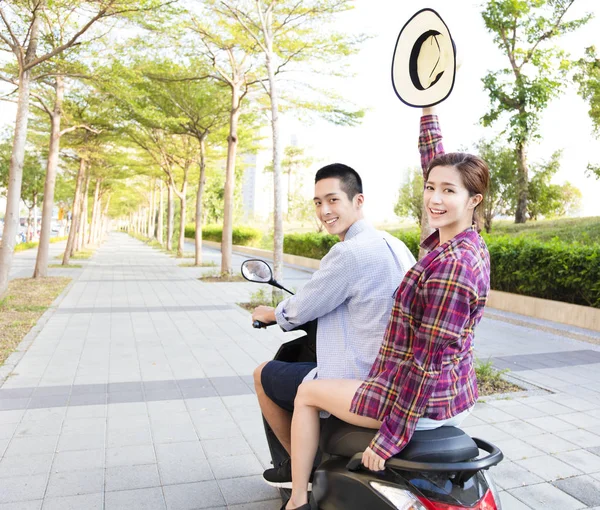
241, 259, 273, 283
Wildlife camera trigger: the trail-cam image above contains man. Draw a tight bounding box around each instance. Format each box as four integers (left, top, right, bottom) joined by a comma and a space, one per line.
252, 163, 416, 488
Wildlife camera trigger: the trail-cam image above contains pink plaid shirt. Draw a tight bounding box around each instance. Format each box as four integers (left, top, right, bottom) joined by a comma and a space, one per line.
348, 116, 490, 460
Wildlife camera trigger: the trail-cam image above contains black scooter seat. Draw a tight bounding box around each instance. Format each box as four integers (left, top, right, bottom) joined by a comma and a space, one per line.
320, 416, 479, 463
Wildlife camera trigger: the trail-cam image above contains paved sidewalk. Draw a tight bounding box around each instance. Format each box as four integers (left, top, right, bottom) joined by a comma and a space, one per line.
8, 240, 74, 282
0, 233, 599, 509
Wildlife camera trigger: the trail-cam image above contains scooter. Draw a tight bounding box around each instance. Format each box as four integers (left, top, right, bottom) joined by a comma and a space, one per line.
241, 259, 504, 510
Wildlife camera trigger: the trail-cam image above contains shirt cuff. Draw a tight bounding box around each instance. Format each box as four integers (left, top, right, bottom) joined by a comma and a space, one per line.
369, 431, 402, 460
274, 299, 294, 331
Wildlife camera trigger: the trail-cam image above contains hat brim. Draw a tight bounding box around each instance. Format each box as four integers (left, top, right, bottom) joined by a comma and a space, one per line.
391, 8, 456, 108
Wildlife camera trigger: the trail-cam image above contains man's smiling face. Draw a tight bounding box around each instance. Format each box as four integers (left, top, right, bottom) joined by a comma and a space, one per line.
313, 177, 364, 241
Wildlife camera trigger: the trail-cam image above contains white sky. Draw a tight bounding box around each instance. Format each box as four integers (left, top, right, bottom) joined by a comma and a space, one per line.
2, 0, 600, 223
281, 0, 600, 223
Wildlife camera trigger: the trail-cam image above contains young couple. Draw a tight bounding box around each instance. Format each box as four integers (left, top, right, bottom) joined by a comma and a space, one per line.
251, 108, 491, 510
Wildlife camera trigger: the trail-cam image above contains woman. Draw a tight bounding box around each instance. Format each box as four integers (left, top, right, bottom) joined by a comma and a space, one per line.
283, 150, 491, 510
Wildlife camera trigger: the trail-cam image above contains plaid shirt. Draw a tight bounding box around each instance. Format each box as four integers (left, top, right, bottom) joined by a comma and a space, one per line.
350, 229, 490, 459
349, 115, 490, 460
419, 114, 445, 171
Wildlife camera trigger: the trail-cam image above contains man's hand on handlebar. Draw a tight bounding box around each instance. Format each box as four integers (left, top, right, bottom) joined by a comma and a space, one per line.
252, 306, 276, 325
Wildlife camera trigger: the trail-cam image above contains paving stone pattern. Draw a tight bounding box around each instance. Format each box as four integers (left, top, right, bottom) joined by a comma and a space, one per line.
1, 233, 600, 509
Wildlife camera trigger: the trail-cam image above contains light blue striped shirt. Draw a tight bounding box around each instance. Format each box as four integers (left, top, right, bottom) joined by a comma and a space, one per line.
274, 220, 416, 381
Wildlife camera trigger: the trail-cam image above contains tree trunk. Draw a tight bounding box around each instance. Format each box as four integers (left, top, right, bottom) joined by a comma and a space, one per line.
195, 136, 207, 266
221, 86, 242, 275
77, 174, 90, 252
166, 183, 174, 250
177, 184, 186, 257
0, 67, 33, 296
100, 194, 111, 240
150, 179, 156, 239
515, 141, 528, 224
157, 180, 164, 245
93, 194, 103, 243
34, 76, 64, 278
287, 168, 292, 221
265, 37, 284, 289
147, 185, 153, 239
88, 178, 101, 245
484, 214, 492, 234
26, 205, 34, 242
0, 9, 41, 297
63, 157, 86, 265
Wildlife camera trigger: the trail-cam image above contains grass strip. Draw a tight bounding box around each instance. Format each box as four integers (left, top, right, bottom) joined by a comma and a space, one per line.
200, 273, 246, 282
0, 277, 71, 367
12, 236, 68, 253
475, 359, 521, 396
178, 261, 217, 267
55, 248, 95, 260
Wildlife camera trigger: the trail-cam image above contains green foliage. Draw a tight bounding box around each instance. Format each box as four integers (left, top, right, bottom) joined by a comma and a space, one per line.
476, 139, 518, 231
574, 46, 600, 137
480, 0, 591, 221
387, 230, 421, 260
185, 224, 262, 247
481, 0, 590, 142
394, 167, 423, 225
283, 232, 339, 259
13, 236, 68, 253
246, 288, 286, 309
490, 216, 600, 244
283, 229, 421, 262
0, 140, 45, 205
475, 358, 509, 383
527, 151, 582, 220
574, 45, 600, 179
486, 235, 600, 308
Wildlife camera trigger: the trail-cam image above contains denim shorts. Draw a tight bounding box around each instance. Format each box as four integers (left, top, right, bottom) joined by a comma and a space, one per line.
261, 360, 317, 413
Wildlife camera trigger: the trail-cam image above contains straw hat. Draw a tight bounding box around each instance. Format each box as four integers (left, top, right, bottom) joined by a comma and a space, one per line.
391, 8, 456, 107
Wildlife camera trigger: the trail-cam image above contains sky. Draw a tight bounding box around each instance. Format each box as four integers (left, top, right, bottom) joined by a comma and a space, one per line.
1, 0, 600, 224
278, 0, 600, 223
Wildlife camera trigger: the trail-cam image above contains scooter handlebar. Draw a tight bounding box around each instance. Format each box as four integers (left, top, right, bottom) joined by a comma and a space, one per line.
252, 320, 277, 329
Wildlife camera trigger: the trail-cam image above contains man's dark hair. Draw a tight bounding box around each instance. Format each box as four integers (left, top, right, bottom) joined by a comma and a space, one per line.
314, 163, 363, 199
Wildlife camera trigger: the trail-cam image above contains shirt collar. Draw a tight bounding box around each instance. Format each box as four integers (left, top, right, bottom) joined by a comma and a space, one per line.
420, 225, 477, 252
344, 219, 369, 241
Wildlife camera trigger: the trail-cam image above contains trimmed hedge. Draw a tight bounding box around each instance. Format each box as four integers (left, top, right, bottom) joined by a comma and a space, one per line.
281, 229, 600, 309
389, 230, 420, 260
185, 224, 262, 247
283, 230, 421, 262
485, 236, 600, 308
284, 232, 339, 259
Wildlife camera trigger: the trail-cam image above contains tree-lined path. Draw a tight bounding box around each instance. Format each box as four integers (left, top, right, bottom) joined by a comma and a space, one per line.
1, 234, 600, 508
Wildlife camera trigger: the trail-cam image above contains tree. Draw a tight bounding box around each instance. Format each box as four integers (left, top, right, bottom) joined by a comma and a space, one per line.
265, 145, 314, 221
0, 0, 169, 297
212, 0, 363, 284
481, 0, 590, 224
0, 141, 45, 240
29, 75, 101, 277
394, 167, 423, 225
184, 10, 265, 274
124, 57, 231, 264
574, 45, 600, 179
527, 151, 582, 220
476, 139, 518, 232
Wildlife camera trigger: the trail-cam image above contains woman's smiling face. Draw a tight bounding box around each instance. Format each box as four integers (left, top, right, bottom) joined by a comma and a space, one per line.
424, 165, 481, 241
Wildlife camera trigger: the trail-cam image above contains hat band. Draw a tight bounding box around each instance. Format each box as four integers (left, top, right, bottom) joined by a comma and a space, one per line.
409, 29, 444, 91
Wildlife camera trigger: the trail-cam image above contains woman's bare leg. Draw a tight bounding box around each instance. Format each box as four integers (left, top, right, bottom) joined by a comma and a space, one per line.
286, 379, 382, 509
